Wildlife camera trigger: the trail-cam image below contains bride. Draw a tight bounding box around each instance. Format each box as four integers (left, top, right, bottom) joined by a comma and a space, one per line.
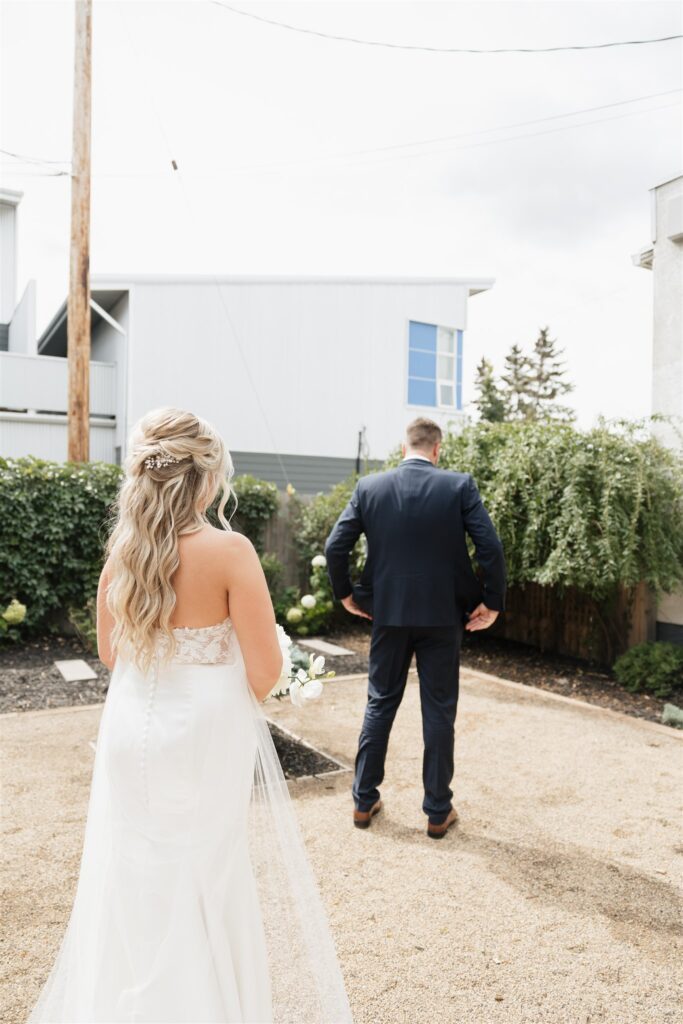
28, 407, 353, 1024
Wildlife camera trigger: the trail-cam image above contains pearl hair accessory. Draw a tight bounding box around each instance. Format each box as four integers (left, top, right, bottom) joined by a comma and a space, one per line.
144, 452, 183, 470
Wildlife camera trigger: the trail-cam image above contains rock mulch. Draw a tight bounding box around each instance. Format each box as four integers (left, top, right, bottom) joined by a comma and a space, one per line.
2, 626, 678, 727
322, 624, 677, 725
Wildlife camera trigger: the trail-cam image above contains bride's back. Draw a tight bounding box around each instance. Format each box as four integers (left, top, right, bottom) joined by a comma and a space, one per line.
170, 526, 233, 628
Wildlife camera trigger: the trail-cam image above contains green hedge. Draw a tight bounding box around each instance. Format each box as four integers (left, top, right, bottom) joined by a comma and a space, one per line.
208, 474, 279, 553
0, 457, 122, 633
0, 458, 280, 636
387, 419, 683, 600
613, 642, 683, 699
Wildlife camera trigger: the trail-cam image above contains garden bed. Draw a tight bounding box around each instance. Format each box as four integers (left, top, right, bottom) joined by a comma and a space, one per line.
322, 624, 675, 725
0, 635, 346, 778
1, 626, 677, 726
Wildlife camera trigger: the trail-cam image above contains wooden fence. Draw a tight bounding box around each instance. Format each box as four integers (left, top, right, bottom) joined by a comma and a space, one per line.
489, 580, 656, 666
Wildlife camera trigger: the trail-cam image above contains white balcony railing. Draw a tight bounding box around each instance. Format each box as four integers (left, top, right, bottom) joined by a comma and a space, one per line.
0, 351, 116, 417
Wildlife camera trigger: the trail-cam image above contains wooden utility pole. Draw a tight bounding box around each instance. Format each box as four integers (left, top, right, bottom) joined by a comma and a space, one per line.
67, 0, 93, 462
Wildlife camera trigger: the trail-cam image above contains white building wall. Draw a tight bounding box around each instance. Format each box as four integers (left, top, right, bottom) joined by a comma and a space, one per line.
651, 177, 683, 450
110, 277, 475, 462
8, 280, 37, 354
0, 190, 21, 324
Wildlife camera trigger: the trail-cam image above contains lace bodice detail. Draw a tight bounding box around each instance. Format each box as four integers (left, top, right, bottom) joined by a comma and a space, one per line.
157, 617, 237, 665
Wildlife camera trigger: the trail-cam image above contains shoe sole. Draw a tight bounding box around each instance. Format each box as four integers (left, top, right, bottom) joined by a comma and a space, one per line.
353, 803, 382, 830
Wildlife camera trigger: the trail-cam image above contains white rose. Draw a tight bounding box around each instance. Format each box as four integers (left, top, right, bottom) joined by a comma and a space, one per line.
311, 555, 327, 568
300, 594, 316, 609
302, 679, 323, 701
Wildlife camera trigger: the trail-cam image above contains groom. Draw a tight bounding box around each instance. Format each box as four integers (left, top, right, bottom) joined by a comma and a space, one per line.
325, 417, 506, 839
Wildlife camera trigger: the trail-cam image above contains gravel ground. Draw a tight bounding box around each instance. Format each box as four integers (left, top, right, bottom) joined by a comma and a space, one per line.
2, 669, 681, 1024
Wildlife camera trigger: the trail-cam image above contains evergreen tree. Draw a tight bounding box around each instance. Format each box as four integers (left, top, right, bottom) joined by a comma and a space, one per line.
500, 343, 534, 421
473, 357, 508, 422
527, 326, 575, 421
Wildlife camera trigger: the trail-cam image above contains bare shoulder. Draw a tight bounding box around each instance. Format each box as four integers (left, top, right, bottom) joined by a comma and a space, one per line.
206, 526, 258, 563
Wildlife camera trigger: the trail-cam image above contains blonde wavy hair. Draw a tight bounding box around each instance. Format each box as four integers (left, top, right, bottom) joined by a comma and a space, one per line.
105, 407, 234, 673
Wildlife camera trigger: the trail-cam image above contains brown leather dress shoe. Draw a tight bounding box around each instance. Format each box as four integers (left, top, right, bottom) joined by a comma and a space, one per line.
353, 800, 382, 830
427, 807, 459, 839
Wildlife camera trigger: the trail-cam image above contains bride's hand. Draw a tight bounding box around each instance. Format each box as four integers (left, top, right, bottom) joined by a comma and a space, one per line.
465, 603, 498, 631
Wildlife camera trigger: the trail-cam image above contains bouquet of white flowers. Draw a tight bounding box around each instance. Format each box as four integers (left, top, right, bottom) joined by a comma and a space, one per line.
270, 624, 334, 705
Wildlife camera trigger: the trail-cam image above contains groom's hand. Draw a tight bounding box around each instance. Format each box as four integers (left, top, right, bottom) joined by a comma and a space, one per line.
341, 594, 372, 620
465, 603, 499, 632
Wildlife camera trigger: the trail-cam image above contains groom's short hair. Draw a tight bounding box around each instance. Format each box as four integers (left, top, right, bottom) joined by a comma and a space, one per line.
406, 417, 443, 451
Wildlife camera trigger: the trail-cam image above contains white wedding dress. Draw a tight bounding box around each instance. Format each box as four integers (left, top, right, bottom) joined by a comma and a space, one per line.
28, 617, 352, 1024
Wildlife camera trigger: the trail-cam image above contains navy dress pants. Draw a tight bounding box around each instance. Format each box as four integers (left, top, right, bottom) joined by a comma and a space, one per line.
352, 623, 463, 824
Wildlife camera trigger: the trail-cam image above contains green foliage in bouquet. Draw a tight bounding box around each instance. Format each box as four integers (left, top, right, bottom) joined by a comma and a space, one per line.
0, 457, 123, 635
613, 642, 683, 699
387, 419, 683, 600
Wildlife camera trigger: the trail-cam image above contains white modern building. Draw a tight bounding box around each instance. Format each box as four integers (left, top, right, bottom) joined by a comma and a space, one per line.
633, 173, 683, 645
1, 198, 494, 491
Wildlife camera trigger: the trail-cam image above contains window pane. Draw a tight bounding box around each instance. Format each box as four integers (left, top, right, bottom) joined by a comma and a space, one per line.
437, 354, 454, 380
409, 348, 436, 380
437, 327, 455, 354
409, 321, 437, 352
439, 383, 454, 407
408, 377, 436, 407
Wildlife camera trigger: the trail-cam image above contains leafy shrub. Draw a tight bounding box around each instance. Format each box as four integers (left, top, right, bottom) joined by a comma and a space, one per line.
0, 457, 122, 635
280, 558, 335, 636
0, 457, 283, 636
613, 642, 683, 699
215, 475, 279, 553
69, 597, 98, 654
0, 597, 28, 643
427, 419, 683, 600
291, 478, 357, 567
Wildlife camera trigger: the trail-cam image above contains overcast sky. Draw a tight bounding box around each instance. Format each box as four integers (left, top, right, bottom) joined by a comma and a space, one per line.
1, 0, 681, 427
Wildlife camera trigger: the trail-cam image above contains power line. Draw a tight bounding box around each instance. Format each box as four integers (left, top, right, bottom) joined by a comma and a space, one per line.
81, 96, 680, 180
327, 88, 682, 161
0, 146, 70, 167
210, 2, 683, 54
3, 88, 678, 178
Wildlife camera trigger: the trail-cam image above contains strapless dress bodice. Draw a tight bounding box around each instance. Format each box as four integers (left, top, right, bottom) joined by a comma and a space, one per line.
156, 616, 237, 665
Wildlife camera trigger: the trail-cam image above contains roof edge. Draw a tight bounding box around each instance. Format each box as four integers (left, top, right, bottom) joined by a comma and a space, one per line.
90, 273, 495, 290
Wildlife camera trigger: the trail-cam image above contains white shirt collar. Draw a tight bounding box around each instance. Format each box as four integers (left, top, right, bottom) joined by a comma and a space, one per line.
402, 454, 432, 463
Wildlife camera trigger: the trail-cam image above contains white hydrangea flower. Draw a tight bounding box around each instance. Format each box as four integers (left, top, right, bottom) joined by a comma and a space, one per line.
300, 594, 316, 609
311, 555, 327, 568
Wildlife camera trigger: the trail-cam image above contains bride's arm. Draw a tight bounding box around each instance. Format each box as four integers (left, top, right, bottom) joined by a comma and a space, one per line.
223, 532, 283, 702
96, 558, 117, 671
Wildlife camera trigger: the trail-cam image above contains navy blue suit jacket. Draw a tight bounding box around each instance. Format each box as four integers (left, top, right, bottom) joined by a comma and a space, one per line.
324, 458, 506, 628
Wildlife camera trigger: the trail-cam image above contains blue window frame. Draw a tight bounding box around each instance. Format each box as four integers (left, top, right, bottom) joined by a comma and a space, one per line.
407, 321, 463, 410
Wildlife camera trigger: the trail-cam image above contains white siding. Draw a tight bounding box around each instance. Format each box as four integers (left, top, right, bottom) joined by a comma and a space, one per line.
0, 413, 116, 462
8, 280, 36, 354
0, 351, 116, 417
0, 200, 18, 323
651, 177, 683, 451
122, 279, 472, 462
